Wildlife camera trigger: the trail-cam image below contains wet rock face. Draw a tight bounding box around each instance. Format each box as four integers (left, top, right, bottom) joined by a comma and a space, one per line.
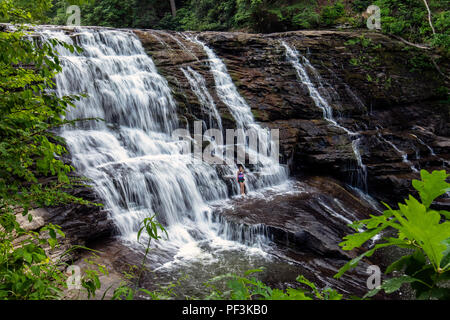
45, 175, 116, 259
134, 29, 449, 205
213, 177, 399, 299
13, 172, 115, 262
218, 177, 376, 259
134, 30, 238, 131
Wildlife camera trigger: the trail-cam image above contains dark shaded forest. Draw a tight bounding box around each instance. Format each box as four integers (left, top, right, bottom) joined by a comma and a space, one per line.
21, 0, 447, 53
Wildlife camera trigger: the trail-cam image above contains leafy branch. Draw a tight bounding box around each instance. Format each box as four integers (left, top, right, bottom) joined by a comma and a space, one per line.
335, 170, 450, 300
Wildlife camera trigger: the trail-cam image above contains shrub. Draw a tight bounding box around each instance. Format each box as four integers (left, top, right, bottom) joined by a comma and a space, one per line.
320, 1, 346, 26
205, 270, 343, 300
335, 170, 450, 300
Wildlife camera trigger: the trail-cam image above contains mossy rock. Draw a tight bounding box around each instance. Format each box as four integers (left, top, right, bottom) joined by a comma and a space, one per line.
220, 111, 236, 123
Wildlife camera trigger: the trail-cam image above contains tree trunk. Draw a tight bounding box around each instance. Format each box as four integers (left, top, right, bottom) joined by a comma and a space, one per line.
422, 0, 436, 35
169, 0, 177, 17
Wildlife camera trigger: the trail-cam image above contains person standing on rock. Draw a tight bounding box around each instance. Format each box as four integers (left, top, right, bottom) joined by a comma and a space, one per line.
237, 165, 246, 195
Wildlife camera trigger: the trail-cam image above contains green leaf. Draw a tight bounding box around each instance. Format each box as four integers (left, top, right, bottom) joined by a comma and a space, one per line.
296, 275, 322, 298
440, 238, 450, 269
380, 275, 421, 294
386, 254, 415, 274
49, 228, 56, 239
281, 288, 312, 300
363, 287, 381, 299
30, 265, 41, 276
439, 210, 450, 220
23, 252, 33, 264
339, 226, 386, 251
48, 237, 58, 249
335, 243, 392, 279
394, 196, 450, 270
322, 288, 343, 300
412, 170, 450, 208
244, 269, 263, 276
228, 279, 249, 300
296, 275, 317, 291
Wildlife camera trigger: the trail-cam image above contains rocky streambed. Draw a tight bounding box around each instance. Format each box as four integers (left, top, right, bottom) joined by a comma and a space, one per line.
67, 176, 410, 300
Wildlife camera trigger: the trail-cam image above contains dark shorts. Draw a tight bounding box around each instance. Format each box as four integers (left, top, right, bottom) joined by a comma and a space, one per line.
238, 178, 245, 183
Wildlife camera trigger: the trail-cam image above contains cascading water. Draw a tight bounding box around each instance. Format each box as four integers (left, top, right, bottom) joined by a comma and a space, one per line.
185, 35, 289, 192
415, 137, 436, 156
410, 127, 450, 170
37, 27, 279, 266
282, 42, 353, 134
377, 134, 419, 173
282, 41, 368, 192
180, 66, 223, 131
351, 138, 368, 191
186, 36, 255, 128
36, 26, 298, 281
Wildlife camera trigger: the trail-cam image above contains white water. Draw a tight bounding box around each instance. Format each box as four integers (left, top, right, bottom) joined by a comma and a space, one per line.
282, 41, 368, 192
186, 36, 255, 128
411, 128, 450, 169
181, 66, 223, 131
186, 35, 289, 191
38, 27, 288, 267
414, 136, 436, 156
351, 138, 369, 192
282, 42, 355, 135
377, 134, 419, 173
347, 185, 384, 213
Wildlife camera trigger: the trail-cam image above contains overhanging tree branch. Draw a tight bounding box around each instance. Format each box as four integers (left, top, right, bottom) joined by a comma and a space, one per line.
390, 34, 431, 50
389, 35, 449, 81
430, 57, 450, 81
422, 0, 436, 35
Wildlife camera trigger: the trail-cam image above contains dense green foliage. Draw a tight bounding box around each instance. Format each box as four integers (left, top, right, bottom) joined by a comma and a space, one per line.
0, 0, 106, 299
0, 2, 92, 205
46, 0, 349, 32
373, 0, 449, 51
204, 270, 343, 300
41, 0, 450, 53
320, 1, 346, 26
4, 1, 448, 53
335, 170, 450, 300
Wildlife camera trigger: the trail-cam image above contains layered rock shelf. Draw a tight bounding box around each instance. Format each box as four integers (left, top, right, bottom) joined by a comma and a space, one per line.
135, 29, 449, 204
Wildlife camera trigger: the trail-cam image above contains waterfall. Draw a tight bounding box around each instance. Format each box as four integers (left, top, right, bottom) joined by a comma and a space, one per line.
185, 35, 289, 191
411, 127, 450, 169
282, 41, 368, 192
351, 138, 368, 192
36, 27, 293, 269
282, 42, 355, 135
414, 136, 436, 156
186, 36, 255, 128
181, 66, 223, 131
377, 134, 419, 173
39, 28, 222, 238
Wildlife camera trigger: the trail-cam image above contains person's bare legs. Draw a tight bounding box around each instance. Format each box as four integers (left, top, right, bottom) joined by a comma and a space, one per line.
239, 182, 245, 195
